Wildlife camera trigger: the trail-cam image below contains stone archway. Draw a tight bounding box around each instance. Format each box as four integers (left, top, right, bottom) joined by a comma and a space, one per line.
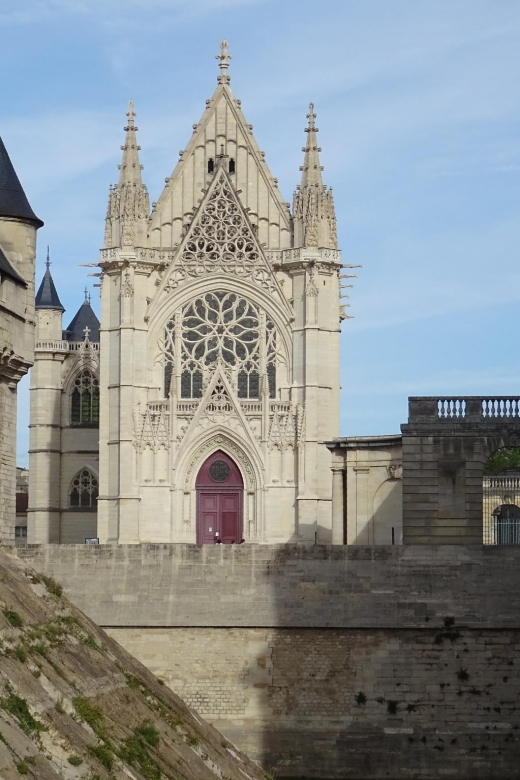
196, 450, 244, 544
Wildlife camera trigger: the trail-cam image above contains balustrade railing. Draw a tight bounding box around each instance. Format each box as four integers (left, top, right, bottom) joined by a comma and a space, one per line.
148, 398, 293, 415
146, 401, 170, 413
240, 400, 263, 414
408, 396, 520, 423
68, 341, 100, 352
176, 401, 199, 414
35, 340, 100, 352
35, 340, 69, 351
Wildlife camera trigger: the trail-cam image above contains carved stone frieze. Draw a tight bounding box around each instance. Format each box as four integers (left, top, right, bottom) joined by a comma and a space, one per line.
120, 270, 134, 298
134, 404, 170, 452
268, 405, 304, 451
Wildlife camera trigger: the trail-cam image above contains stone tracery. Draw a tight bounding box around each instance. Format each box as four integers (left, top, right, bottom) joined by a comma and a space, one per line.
164, 170, 277, 293
161, 291, 277, 399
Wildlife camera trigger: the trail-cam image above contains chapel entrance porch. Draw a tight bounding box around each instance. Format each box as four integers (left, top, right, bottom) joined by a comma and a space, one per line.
196, 450, 243, 544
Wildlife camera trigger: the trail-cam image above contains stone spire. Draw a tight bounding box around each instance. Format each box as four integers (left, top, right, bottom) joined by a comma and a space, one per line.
35, 247, 65, 312
103, 101, 150, 248
293, 104, 337, 249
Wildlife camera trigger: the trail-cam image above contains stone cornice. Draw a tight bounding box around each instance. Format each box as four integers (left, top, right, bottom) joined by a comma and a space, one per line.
0, 348, 31, 384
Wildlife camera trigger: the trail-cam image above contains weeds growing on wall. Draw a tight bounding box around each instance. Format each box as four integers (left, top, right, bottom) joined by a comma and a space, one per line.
0, 686, 46, 736
3, 609, 23, 628
40, 575, 63, 597
118, 723, 162, 780
72, 697, 109, 743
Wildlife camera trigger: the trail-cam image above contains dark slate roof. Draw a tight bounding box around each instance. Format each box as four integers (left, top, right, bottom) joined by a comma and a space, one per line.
65, 300, 100, 342
0, 245, 26, 286
35, 267, 65, 311
0, 136, 43, 228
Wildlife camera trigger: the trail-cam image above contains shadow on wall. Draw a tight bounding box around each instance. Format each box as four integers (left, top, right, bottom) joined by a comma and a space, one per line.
350, 476, 402, 546
256, 550, 520, 779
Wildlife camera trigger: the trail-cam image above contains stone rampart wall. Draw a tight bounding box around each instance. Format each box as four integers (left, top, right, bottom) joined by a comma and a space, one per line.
14, 544, 520, 778
16, 543, 520, 628
109, 626, 520, 780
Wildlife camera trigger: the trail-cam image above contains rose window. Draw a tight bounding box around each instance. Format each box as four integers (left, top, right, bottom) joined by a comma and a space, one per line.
163, 291, 277, 399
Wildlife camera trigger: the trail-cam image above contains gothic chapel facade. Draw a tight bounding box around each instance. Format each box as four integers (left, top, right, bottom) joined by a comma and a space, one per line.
30, 43, 349, 545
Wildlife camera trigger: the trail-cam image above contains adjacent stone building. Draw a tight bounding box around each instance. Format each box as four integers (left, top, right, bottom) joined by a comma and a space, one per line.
0, 136, 43, 541
28, 256, 100, 543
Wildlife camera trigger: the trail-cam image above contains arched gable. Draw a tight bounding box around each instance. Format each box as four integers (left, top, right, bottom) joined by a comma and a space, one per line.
177, 429, 263, 496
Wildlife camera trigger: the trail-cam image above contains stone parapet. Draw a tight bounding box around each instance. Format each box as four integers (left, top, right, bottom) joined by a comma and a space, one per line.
15, 543, 520, 629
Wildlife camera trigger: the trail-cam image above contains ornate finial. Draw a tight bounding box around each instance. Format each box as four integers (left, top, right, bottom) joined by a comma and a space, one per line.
83, 325, 91, 340
126, 100, 136, 124
305, 103, 318, 134
84, 286, 89, 303
216, 40, 232, 83
45, 246, 50, 270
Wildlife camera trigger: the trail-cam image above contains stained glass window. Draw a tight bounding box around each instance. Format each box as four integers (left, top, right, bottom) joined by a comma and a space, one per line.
71, 370, 99, 425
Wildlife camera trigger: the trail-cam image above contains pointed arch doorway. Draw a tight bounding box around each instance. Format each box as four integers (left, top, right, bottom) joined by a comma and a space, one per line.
196, 450, 244, 544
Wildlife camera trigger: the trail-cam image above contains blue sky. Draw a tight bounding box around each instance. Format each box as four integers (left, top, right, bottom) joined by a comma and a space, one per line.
1, 0, 519, 465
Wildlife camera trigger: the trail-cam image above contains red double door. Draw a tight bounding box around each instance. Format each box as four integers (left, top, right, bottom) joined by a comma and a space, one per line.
196, 451, 243, 544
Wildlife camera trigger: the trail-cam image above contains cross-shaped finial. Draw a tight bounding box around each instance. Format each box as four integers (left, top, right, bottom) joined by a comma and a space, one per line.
83, 325, 91, 340
45, 246, 51, 270
84, 286, 89, 303
126, 100, 136, 123
215, 40, 232, 83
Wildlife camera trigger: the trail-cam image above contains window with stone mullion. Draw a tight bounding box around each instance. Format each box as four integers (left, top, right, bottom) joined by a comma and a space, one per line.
69, 468, 98, 508
70, 370, 99, 425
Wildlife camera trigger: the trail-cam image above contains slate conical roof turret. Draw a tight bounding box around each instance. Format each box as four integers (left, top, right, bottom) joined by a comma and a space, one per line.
293, 104, 337, 249
103, 101, 149, 248
35, 249, 65, 311
65, 289, 100, 342
0, 136, 43, 228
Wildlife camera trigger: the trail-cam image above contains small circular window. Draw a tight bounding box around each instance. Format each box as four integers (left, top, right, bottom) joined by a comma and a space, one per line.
209, 460, 231, 482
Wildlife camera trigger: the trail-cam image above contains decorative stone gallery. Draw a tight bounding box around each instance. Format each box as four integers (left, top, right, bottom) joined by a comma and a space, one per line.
29, 42, 352, 545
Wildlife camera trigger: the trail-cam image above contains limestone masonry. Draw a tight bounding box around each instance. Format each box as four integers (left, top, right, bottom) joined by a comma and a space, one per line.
0, 546, 266, 780
3, 39, 520, 780
0, 137, 43, 541
28, 41, 349, 547
17, 544, 520, 778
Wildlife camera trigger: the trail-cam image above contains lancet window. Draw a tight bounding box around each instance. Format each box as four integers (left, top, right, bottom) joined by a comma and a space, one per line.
68, 468, 98, 508
70, 370, 100, 425
163, 291, 277, 399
